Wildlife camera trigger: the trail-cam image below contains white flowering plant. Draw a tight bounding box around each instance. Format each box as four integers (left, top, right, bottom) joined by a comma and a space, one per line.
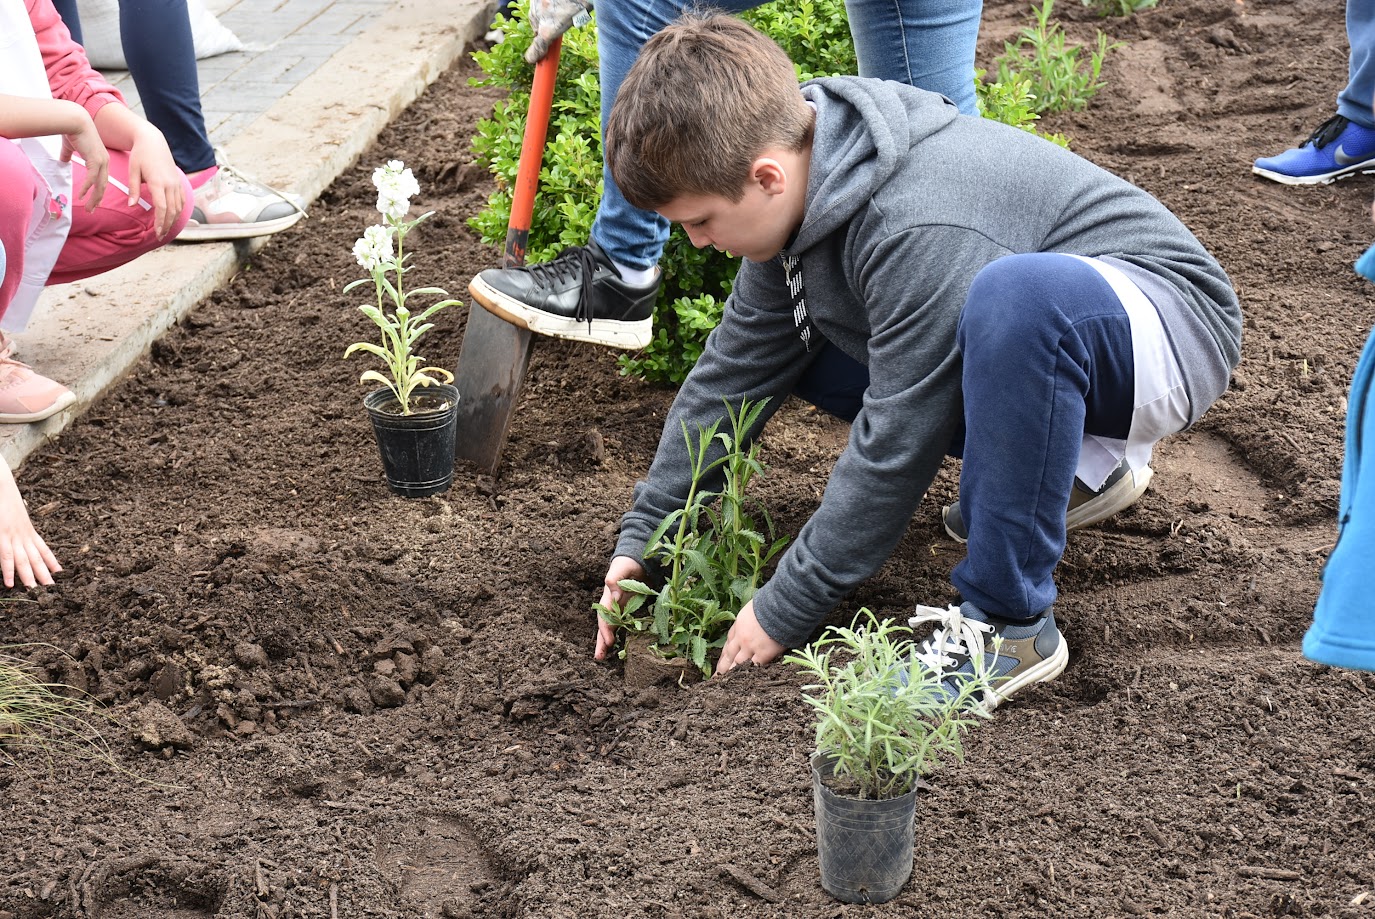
344, 160, 458, 415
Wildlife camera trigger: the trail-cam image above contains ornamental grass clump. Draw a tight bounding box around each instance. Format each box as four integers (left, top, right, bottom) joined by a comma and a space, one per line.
1, 648, 111, 772
344, 160, 459, 414
598, 398, 788, 676
787, 611, 998, 799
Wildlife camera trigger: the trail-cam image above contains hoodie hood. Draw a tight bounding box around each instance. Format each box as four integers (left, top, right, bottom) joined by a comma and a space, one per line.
793, 77, 959, 252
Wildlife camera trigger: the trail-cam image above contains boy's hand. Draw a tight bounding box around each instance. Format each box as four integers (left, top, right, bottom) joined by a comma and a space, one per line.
595, 555, 644, 660
715, 601, 785, 675
524, 0, 592, 64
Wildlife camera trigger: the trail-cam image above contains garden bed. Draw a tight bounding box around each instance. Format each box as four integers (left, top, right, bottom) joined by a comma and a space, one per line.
4, 0, 1375, 915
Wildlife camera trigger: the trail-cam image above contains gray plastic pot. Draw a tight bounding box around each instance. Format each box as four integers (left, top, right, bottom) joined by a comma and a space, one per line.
811, 752, 918, 904
363, 384, 459, 498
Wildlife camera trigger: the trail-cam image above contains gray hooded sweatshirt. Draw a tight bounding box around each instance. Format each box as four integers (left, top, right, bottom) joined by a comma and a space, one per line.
615, 77, 1242, 649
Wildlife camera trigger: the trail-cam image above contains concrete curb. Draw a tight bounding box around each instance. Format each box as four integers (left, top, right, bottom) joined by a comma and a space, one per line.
2, 0, 494, 469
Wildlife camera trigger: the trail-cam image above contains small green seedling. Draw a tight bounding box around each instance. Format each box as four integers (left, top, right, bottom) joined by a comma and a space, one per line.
994, 0, 1123, 114
787, 611, 999, 799
1081, 0, 1157, 17
598, 397, 788, 676
345, 160, 459, 414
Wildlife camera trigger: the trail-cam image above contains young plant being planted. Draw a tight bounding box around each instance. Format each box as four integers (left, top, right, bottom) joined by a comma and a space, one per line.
787, 610, 1000, 903
597, 397, 788, 679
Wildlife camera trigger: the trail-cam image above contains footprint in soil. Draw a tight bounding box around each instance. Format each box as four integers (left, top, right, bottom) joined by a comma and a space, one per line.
378, 815, 499, 918
76, 856, 226, 918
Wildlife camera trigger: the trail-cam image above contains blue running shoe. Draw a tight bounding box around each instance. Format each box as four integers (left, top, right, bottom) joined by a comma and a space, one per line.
1254, 114, 1375, 185
908, 602, 1068, 711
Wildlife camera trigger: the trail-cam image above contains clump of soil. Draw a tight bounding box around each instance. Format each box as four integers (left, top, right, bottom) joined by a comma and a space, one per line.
5, 1, 1375, 916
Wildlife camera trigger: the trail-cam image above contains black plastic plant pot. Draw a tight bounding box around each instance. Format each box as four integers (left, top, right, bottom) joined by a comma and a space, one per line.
811, 752, 918, 904
363, 384, 459, 498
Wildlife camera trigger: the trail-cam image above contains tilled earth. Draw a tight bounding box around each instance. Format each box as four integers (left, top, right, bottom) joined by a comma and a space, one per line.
4, 0, 1375, 916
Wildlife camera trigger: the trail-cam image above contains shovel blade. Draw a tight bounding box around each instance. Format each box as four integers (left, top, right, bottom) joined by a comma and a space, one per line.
453, 301, 533, 475
450, 37, 562, 476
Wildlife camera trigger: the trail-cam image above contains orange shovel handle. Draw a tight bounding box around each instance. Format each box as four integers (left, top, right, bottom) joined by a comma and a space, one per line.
504, 37, 562, 269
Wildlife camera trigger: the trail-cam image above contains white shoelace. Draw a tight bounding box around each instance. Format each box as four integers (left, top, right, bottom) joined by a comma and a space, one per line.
212, 154, 308, 217
908, 603, 995, 673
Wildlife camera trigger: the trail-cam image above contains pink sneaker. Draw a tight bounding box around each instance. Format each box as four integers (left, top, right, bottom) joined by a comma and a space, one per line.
0, 337, 76, 424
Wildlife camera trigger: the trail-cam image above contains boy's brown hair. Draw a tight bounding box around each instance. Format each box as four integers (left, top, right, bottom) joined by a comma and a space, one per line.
605, 11, 815, 211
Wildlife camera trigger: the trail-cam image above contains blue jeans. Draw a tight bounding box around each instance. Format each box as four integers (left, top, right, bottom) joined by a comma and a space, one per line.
795, 255, 1135, 619
792, 341, 870, 421
1338, 0, 1375, 129
590, 0, 984, 269
50, 0, 217, 173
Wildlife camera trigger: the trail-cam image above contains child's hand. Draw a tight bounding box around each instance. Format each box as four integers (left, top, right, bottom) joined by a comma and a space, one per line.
59, 107, 108, 212
0, 461, 61, 588
125, 123, 184, 239
524, 0, 592, 64
595, 555, 644, 659
715, 601, 785, 675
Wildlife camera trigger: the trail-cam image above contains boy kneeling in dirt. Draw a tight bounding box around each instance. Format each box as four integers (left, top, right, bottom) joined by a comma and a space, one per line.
594, 13, 1242, 701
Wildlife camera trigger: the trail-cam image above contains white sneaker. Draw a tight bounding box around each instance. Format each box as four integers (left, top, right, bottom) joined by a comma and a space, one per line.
178, 164, 306, 242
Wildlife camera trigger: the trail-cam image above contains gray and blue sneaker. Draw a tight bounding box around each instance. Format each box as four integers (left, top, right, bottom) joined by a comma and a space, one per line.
1253, 114, 1375, 186
909, 602, 1069, 710
942, 459, 1153, 544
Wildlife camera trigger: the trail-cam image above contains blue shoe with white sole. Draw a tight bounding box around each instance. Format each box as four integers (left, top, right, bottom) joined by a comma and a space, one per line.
907, 602, 1068, 710
1254, 115, 1375, 186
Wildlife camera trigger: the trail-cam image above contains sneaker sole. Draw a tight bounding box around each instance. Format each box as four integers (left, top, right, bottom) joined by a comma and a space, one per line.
175, 210, 306, 242
0, 389, 77, 424
468, 278, 653, 350
941, 465, 1154, 544
1252, 163, 1375, 186
987, 635, 1069, 709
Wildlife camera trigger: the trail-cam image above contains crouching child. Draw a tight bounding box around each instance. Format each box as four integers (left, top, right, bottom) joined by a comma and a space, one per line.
594, 13, 1242, 702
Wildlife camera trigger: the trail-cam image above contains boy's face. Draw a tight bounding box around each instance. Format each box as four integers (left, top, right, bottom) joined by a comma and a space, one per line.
656, 152, 806, 263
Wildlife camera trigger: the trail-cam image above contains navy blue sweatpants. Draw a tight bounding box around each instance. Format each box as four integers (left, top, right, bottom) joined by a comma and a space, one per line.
793, 252, 1137, 621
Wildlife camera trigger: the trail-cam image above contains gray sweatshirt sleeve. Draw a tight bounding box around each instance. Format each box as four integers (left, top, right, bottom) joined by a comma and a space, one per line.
614, 260, 811, 565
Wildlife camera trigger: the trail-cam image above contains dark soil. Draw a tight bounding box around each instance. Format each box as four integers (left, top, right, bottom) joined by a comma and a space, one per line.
5, 0, 1375, 916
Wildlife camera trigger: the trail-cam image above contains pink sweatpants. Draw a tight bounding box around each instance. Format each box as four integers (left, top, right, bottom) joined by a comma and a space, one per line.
0, 139, 192, 325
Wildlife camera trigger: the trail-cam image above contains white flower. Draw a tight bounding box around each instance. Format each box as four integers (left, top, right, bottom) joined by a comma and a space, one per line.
376, 192, 410, 222
372, 159, 420, 221
353, 224, 394, 271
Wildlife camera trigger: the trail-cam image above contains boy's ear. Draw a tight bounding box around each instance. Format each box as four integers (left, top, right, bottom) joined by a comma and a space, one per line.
752, 156, 788, 196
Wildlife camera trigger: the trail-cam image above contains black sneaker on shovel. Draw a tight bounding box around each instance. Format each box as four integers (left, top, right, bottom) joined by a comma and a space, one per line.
942, 458, 1154, 543
468, 240, 658, 349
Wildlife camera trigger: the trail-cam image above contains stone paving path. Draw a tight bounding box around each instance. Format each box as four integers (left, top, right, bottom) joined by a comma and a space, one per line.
105, 0, 398, 147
